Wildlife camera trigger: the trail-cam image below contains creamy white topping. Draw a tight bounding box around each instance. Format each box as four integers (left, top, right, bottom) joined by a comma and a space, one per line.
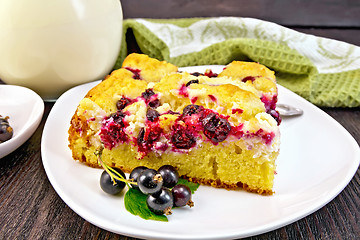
123, 100, 147, 137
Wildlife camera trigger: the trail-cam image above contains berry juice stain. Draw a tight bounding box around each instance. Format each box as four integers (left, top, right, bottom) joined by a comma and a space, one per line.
208, 94, 217, 102
125, 67, 142, 80
178, 84, 189, 98
100, 111, 129, 149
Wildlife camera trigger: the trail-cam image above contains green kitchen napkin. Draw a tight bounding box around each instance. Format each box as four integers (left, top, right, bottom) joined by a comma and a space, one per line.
115, 17, 360, 107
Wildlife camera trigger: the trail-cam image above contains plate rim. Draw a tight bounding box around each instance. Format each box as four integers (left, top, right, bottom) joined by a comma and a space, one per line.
41, 65, 360, 239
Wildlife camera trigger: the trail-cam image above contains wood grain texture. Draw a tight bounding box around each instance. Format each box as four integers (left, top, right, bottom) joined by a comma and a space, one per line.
121, 0, 360, 47
121, 0, 360, 27
0, 105, 359, 239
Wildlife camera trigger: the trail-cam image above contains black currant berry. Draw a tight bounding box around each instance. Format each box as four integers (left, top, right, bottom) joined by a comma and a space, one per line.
171, 129, 196, 149
158, 165, 179, 188
108, 111, 126, 126
182, 104, 204, 116
185, 79, 199, 87
172, 184, 194, 208
129, 166, 148, 189
146, 187, 174, 215
137, 168, 163, 195
0, 116, 13, 143
268, 109, 282, 125
141, 88, 156, 102
148, 97, 160, 108
202, 112, 231, 142
137, 127, 161, 149
100, 168, 126, 195
190, 72, 202, 77
116, 97, 132, 110
146, 108, 160, 122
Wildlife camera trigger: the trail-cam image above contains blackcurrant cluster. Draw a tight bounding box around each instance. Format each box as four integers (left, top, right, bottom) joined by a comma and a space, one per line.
130, 165, 194, 216
98, 163, 194, 216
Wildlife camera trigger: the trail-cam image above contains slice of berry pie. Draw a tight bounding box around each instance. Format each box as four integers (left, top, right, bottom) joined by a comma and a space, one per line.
68, 53, 281, 195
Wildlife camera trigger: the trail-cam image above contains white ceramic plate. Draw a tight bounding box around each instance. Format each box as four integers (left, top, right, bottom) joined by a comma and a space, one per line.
41, 66, 360, 240
0, 85, 44, 159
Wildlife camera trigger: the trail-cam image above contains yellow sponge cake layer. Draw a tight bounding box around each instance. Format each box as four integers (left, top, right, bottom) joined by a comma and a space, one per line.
68, 53, 281, 195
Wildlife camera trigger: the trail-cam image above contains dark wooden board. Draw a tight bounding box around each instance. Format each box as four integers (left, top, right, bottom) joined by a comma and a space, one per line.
121, 0, 360, 27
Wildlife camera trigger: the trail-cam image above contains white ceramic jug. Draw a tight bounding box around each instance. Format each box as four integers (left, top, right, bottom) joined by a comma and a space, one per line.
0, 0, 123, 100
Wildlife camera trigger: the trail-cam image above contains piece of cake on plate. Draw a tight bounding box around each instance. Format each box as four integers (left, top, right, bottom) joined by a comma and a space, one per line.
68, 53, 281, 195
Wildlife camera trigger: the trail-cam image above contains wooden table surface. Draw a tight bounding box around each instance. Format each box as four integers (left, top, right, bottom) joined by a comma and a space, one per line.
1, 1, 359, 239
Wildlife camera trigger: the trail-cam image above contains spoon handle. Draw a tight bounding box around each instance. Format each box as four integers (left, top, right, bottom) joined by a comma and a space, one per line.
276, 104, 303, 117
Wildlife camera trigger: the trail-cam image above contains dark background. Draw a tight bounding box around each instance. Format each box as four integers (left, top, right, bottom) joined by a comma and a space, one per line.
122, 0, 360, 46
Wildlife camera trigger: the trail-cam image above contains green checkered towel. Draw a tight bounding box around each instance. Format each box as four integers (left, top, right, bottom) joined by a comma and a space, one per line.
116, 17, 360, 107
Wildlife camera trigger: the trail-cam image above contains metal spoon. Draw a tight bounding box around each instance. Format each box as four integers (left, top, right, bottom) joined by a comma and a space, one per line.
276, 104, 303, 117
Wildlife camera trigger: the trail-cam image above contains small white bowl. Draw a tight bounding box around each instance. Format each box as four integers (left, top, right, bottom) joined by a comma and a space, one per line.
0, 85, 44, 158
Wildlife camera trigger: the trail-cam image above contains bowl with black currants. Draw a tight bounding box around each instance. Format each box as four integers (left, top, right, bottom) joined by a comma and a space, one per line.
0, 84, 44, 159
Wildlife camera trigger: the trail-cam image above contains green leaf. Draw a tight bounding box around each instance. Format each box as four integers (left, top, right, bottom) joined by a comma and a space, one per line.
124, 188, 168, 222
177, 178, 200, 194
124, 178, 200, 222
